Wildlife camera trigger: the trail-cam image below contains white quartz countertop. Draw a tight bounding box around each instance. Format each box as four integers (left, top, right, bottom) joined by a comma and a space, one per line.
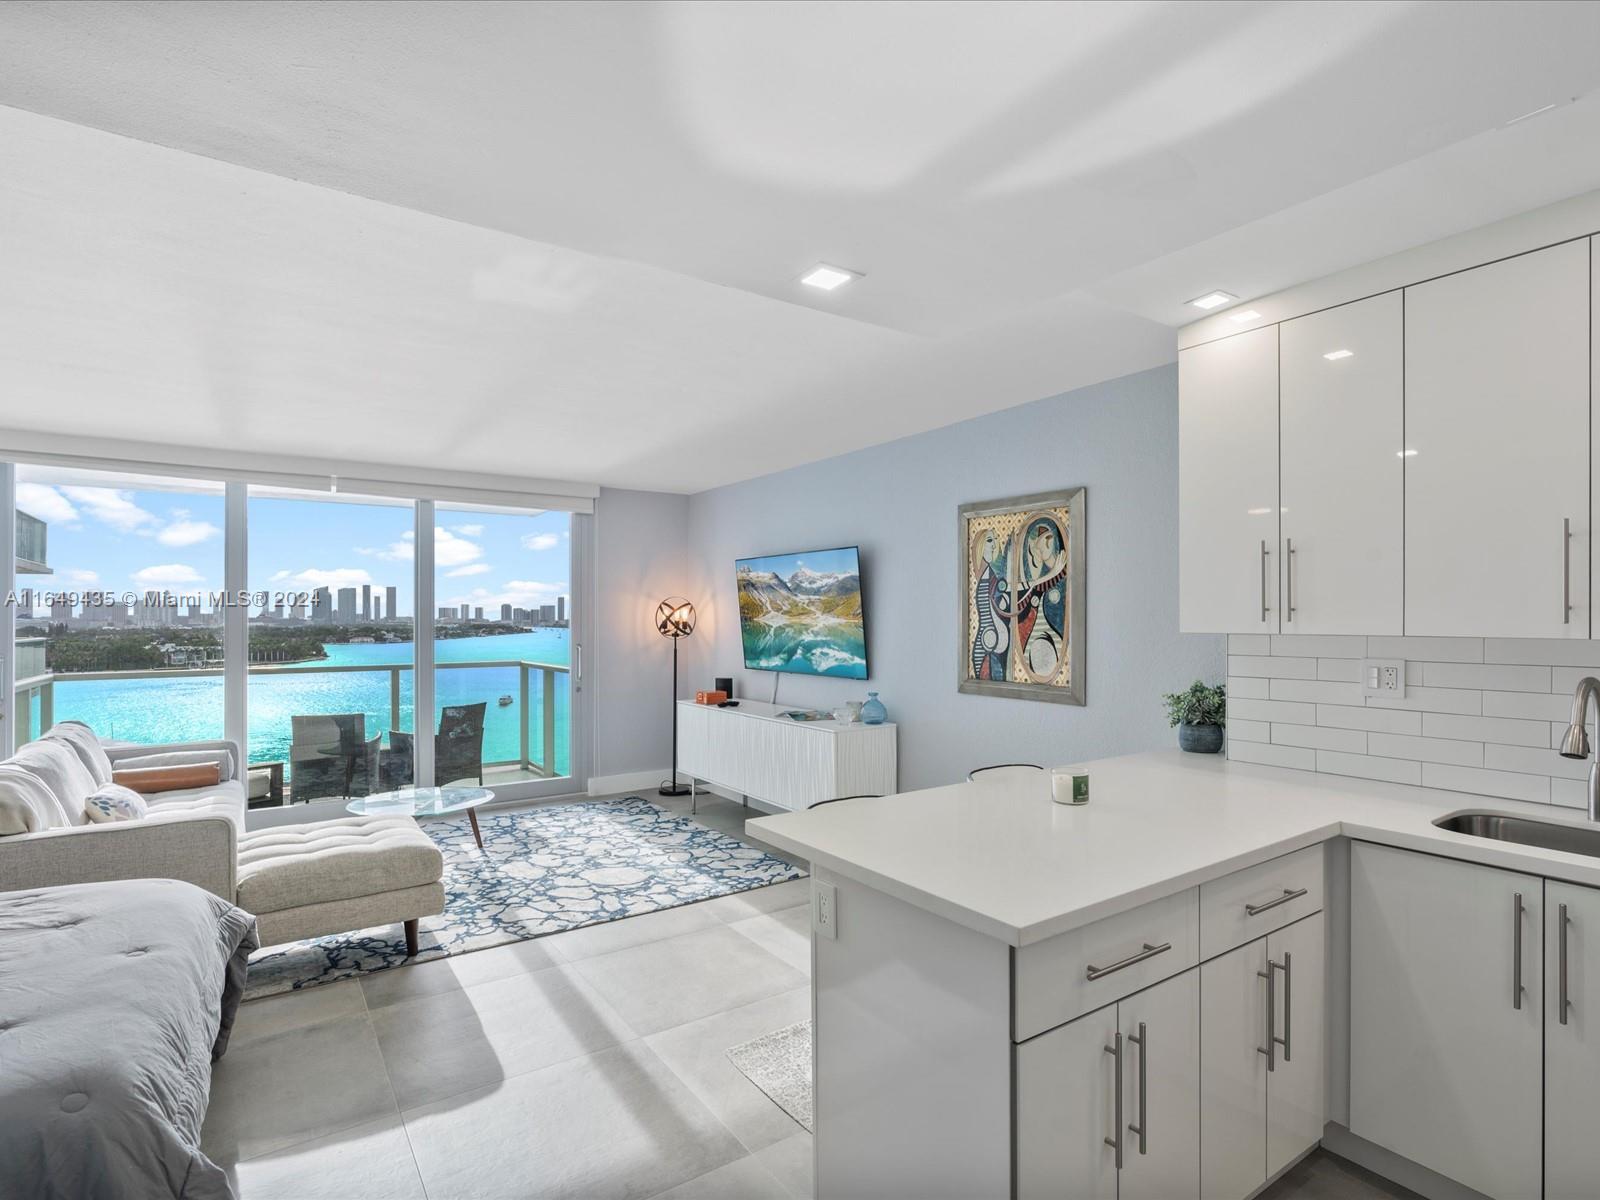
748, 750, 1600, 947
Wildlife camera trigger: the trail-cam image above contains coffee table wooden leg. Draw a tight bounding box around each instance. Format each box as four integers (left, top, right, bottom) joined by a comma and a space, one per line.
468, 807, 484, 850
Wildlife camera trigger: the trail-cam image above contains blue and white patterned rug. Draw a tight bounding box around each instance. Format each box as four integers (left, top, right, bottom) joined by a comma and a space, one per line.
244, 796, 806, 999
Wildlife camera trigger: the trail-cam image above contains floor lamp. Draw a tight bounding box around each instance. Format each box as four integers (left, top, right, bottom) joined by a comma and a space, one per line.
656, 596, 696, 797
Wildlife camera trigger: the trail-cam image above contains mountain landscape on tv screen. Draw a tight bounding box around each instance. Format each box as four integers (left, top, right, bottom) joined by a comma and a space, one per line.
736, 551, 866, 678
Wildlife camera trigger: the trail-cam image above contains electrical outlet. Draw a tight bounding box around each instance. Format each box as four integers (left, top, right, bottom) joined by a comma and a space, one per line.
813, 880, 838, 941
1363, 658, 1405, 698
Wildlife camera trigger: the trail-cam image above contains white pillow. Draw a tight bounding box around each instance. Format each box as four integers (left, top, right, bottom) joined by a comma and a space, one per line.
84, 782, 149, 823
43, 720, 114, 785
13, 739, 98, 826
0, 764, 70, 835
113, 748, 236, 782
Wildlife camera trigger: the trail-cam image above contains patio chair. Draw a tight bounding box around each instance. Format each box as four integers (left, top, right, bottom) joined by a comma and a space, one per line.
289, 713, 381, 802
384, 702, 488, 789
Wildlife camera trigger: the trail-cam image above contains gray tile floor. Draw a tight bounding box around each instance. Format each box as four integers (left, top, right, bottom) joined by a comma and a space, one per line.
203, 789, 1412, 1200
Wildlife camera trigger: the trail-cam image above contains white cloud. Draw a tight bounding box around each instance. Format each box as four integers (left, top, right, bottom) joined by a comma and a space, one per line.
62, 568, 99, 584
157, 518, 220, 547
15, 483, 79, 525
132, 563, 204, 585
521, 532, 560, 552
453, 524, 485, 537
447, 563, 492, 577
281, 567, 375, 590
369, 528, 481, 570
61, 486, 157, 532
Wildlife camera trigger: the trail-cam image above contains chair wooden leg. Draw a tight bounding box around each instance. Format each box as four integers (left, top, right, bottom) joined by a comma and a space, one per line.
404, 918, 419, 957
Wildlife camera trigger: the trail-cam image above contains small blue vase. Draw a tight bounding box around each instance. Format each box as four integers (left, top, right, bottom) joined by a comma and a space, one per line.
860, 692, 887, 725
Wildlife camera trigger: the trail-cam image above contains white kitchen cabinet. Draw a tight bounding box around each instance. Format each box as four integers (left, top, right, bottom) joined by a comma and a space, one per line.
1199, 914, 1325, 1200
1017, 969, 1199, 1200
1278, 293, 1403, 634
1350, 843, 1542, 1200
1546, 880, 1600, 1200
1405, 240, 1590, 638
1179, 326, 1279, 633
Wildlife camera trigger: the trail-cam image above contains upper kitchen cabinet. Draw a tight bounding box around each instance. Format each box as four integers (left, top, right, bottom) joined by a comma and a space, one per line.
1279, 293, 1403, 634
1179, 325, 1279, 633
1405, 240, 1591, 638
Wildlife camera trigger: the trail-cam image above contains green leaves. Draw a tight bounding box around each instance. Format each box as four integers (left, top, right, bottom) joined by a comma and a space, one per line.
1163, 680, 1226, 728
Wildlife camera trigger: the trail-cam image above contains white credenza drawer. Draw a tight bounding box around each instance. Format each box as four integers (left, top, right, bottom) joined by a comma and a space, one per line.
1199, 844, 1324, 960
1013, 887, 1199, 1042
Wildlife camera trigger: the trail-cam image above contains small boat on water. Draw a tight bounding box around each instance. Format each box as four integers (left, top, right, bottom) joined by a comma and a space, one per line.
498, 695, 514, 707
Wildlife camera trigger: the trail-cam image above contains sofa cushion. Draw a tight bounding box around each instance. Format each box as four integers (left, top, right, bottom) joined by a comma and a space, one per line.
12, 739, 99, 826
235, 816, 443, 915
0, 764, 69, 835
42, 721, 113, 785
144, 778, 246, 834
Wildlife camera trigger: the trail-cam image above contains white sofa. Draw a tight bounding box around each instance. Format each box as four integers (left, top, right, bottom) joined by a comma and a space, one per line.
0, 723, 444, 953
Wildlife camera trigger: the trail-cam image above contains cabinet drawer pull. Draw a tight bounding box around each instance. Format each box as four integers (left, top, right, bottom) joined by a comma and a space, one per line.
1104, 1032, 1124, 1170
1560, 902, 1572, 1026
1286, 538, 1296, 622
1513, 891, 1525, 1011
1257, 962, 1277, 1073
1127, 1021, 1148, 1156
1260, 540, 1271, 624
1244, 887, 1308, 917
1086, 941, 1172, 982
1564, 518, 1573, 625
1279, 952, 1293, 1063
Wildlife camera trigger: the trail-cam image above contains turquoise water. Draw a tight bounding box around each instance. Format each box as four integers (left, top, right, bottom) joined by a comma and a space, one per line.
47, 630, 571, 778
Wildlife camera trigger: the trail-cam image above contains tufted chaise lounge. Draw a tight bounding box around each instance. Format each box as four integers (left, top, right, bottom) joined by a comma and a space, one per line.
237, 815, 444, 955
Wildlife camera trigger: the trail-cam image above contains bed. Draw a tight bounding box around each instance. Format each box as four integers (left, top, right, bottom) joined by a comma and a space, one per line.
0, 878, 258, 1200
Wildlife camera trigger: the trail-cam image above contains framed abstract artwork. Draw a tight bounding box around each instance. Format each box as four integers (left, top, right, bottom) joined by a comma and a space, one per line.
958, 487, 1086, 705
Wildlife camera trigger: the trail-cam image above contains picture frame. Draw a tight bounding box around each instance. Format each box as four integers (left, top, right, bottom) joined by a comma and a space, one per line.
957, 487, 1086, 705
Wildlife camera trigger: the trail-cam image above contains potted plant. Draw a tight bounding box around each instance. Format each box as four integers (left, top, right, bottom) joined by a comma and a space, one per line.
1163, 680, 1226, 753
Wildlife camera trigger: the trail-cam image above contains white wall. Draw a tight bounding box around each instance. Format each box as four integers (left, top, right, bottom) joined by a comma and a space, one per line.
590, 486, 689, 788
683, 364, 1224, 792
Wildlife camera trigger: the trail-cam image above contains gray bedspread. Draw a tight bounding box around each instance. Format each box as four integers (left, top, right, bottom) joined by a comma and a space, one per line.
0, 879, 258, 1200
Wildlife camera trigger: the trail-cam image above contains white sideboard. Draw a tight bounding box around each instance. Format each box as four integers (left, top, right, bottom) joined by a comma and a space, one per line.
675, 699, 897, 810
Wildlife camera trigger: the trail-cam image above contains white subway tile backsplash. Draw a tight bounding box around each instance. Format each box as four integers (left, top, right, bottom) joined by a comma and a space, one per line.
1421, 713, 1550, 747
1366, 732, 1483, 767
1268, 678, 1367, 705
1229, 655, 1315, 679
1364, 686, 1483, 715
1229, 741, 1316, 770
1271, 635, 1367, 658
1367, 636, 1483, 663
1420, 662, 1552, 693
1226, 635, 1600, 801
1422, 763, 1550, 804
1271, 723, 1367, 753
1315, 704, 1422, 735
1316, 750, 1422, 786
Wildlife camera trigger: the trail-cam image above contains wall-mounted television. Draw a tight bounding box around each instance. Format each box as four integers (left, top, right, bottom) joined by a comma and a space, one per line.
735, 546, 868, 678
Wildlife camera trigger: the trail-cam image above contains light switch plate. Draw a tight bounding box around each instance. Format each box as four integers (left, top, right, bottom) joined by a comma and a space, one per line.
813, 880, 838, 940
1362, 658, 1405, 698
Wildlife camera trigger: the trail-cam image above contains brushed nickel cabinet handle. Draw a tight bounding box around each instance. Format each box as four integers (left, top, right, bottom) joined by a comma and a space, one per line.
1286, 538, 1296, 622
1565, 518, 1573, 624
1513, 892, 1525, 1011
1127, 1021, 1148, 1156
1260, 540, 1271, 624
1279, 953, 1293, 1063
1086, 941, 1172, 982
1104, 1033, 1124, 1170
1561, 902, 1571, 1026
1257, 961, 1277, 1073
1245, 887, 1309, 917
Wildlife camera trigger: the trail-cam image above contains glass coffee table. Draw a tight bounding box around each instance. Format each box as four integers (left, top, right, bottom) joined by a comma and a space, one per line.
347, 786, 495, 850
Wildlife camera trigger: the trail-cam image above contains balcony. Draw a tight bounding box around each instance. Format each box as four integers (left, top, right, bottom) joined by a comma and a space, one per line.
12, 643, 570, 797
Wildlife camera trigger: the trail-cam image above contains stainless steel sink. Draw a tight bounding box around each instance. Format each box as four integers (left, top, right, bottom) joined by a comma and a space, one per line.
1434, 810, 1600, 857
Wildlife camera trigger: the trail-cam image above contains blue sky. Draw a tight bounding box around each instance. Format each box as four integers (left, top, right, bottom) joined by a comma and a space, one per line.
15, 470, 569, 620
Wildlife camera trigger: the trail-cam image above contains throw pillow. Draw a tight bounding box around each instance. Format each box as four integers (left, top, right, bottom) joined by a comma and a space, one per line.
0, 764, 70, 835
111, 748, 236, 782
112, 763, 223, 794
83, 782, 149, 823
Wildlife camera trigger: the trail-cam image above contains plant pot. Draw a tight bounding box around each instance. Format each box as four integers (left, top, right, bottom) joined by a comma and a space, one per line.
1177, 722, 1224, 754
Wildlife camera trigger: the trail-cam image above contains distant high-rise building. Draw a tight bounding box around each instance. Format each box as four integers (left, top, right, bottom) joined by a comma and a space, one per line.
557, 595, 566, 623
372, 596, 382, 622
336, 587, 357, 623
187, 602, 200, 624
438, 605, 454, 620
500, 603, 512, 623
361, 584, 371, 621
312, 587, 331, 623
50, 596, 73, 626
289, 601, 305, 621
385, 586, 398, 624
539, 603, 556, 624
473, 606, 484, 621
514, 607, 529, 624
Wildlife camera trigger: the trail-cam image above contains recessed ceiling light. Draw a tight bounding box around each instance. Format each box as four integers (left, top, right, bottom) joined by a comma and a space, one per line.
1397, 449, 1418, 458
1504, 102, 1558, 127
1323, 349, 1354, 361
800, 264, 858, 291
1229, 310, 1262, 323
1188, 291, 1237, 311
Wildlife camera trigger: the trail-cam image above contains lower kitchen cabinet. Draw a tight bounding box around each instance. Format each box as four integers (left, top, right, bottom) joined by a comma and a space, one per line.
1016, 969, 1199, 1200
1547, 880, 1600, 1200
1200, 915, 1324, 1200
1350, 843, 1542, 1200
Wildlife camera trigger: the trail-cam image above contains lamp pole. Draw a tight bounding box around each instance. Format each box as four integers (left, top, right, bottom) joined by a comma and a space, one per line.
657, 596, 695, 797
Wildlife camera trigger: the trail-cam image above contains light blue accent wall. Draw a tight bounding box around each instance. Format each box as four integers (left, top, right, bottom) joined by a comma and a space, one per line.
685, 363, 1225, 792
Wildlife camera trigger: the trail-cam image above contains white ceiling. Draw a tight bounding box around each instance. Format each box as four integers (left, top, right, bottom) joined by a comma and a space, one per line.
2, 1, 1600, 492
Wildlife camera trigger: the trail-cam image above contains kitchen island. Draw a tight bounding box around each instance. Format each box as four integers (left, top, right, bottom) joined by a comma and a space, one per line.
749, 750, 1600, 1200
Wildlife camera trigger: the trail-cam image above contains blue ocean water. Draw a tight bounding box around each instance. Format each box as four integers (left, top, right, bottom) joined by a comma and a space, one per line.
46, 630, 571, 777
